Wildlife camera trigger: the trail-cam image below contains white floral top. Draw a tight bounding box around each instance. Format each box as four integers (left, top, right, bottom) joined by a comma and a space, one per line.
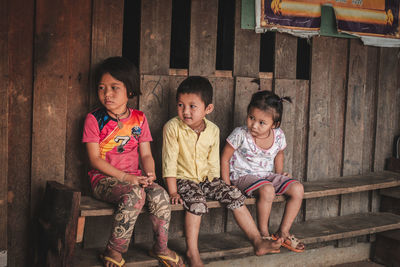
227, 126, 287, 182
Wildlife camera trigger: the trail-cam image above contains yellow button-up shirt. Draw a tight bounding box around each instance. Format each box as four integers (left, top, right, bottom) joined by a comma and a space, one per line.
162, 116, 220, 183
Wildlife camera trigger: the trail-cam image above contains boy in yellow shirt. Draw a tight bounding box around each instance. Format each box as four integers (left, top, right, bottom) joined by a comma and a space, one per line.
162, 76, 282, 266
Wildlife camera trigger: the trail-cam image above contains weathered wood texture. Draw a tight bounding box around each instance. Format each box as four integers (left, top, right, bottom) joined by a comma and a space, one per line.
75, 212, 400, 267
32, 0, 70, 213
64, 0, 92, 193
189, 0, 219, 76
274, 33, 297, 79
140, 0, 172, 75
374, 47, 400, 171
36, 181, 80, 266
274, 79, 309, 181
90, 0, 124, 108
0, 0, 8, 251
7, 0, 35, 265
233, 0, 260, 77
306, 37, 348, 220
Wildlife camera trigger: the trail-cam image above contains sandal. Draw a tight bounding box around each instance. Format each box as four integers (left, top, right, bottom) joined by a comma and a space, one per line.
272, 234, 305, 253
148, 250, 185, 267
99, 254, 126, 267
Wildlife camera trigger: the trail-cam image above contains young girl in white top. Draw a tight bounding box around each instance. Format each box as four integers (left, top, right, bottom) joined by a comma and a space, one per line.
221, 90, 305, 252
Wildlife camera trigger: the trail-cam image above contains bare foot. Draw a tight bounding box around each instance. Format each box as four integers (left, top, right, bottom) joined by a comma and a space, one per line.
101, 247, 124, 267
186, 250, 204, 267
254, 237, 283, 256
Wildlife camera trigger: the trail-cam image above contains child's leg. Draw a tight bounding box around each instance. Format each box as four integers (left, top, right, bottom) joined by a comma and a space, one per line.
93, 177, 146, 265
278, 182, 304, 237
204, 178, 282, 255
185, 211, 203, 266
177, 179, 208, 267
145, 183, 171, 252
145, 183, 184, 266
255, 184, 275, 237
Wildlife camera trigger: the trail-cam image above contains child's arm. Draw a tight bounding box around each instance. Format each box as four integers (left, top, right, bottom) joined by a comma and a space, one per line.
221, 143, 235, 185
86, 142, 148, 186
139, 141, 156, 186
274, 150, 290, 176
165, 177, 182, 204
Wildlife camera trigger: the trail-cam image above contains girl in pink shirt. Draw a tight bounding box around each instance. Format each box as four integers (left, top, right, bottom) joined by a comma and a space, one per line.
83, 57, 183, 267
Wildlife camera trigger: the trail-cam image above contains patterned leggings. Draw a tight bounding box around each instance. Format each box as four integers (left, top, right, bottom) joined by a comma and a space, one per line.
93, 177, 171, 253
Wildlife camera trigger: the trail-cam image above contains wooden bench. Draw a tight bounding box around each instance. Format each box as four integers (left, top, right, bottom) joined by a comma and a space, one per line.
74, 171, 400, 266
76, 171, 400, 241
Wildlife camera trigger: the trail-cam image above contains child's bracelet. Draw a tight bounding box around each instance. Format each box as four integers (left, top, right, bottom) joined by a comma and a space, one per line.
120, 173, 127, 181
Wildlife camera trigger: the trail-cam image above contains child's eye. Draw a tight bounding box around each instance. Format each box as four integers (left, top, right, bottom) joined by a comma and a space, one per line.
190, 105, 196, 109
259, 121, 265, 125
98, 85, 105, 90
177, 103, 183, 108
249, 115, 255, 120
112, 86, 119, 90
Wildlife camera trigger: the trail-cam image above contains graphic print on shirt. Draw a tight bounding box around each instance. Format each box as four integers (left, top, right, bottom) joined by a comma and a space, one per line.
114, 136, 131, 153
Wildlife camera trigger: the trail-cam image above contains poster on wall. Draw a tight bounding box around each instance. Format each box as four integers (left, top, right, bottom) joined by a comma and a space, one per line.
255, 0, 400, 47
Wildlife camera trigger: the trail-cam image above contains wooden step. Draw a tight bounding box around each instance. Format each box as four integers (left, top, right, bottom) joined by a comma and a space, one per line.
74, 212, 400, 267
79, 171, 400, 217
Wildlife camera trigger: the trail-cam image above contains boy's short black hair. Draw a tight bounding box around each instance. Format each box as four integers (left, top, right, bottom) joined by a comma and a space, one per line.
176, 76, 213, 106
94, 56, 140, 98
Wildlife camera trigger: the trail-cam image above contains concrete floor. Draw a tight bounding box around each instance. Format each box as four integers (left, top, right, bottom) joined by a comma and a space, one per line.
332, 260, 384, 267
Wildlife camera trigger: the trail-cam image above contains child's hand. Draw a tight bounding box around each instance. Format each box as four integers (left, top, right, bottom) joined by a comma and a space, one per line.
125, 174, 148, 186
145, 172, 156, 186
169, 192, 183, 205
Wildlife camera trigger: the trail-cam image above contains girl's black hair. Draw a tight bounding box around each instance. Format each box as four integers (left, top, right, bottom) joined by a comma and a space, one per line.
93, 56, 140, 98
247, 90, 292, 128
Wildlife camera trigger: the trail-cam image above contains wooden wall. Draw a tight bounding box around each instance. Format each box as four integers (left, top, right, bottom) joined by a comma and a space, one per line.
2, 0, 400, 266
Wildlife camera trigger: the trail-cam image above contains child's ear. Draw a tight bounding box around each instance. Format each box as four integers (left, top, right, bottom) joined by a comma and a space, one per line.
205, 103, 214, 114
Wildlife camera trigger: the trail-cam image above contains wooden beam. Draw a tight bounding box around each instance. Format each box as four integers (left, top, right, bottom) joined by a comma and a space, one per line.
189, 0, 218, 76
233, 0, 260, 77
7, 0, 35, 264
140, 0, 172, 75
374, 47, 400, 171
274, 33, 297, 79
0, 0, 8, 251
64, 0, 92, 193
32, 0, 70, 213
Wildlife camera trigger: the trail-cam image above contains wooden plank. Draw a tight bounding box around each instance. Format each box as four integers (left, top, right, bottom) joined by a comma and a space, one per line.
7, 0, 35, 265
306, 36, 348, 220
189, 0, 218, 76
75, 212, 400, 266
362, 46, 379, 173
274, 79, 309, 181
0, 0, 8, 252
233, 77, 273, 129
233, 0, 260, 77
274, 33, 297, 79
36, 181, 81, 267
79, 171, 400, 217
139, 75, 170, 178
374, 47, 400, 171
32, 0, 70, 213
340, 39, 369, 246
64, 0, 92, 193
208, 77, 235, 144
90, 0, 124, 108
140, 0, 172, 75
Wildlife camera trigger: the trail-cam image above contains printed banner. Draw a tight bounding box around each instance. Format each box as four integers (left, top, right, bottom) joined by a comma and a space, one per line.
255, 0, 400, 46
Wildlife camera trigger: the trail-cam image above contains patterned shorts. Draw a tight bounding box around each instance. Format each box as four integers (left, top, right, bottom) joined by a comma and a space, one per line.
177, 178, 246, 215
233, 173, 299, 197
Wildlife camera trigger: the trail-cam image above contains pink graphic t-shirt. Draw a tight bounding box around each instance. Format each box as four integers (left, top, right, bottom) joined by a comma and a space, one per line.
82, 108, 152, 188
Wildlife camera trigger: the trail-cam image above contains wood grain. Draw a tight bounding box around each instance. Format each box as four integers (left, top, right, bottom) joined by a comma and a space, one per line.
140, 0, 172, 75
233, 0, 260, 77
189, 0, 218, 76
274, 33, 297, 79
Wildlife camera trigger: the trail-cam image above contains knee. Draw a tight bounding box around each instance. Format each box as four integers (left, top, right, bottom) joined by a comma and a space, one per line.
119, 186, 146, 209
258, 185, 275, 201
288, 183, 304, 199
